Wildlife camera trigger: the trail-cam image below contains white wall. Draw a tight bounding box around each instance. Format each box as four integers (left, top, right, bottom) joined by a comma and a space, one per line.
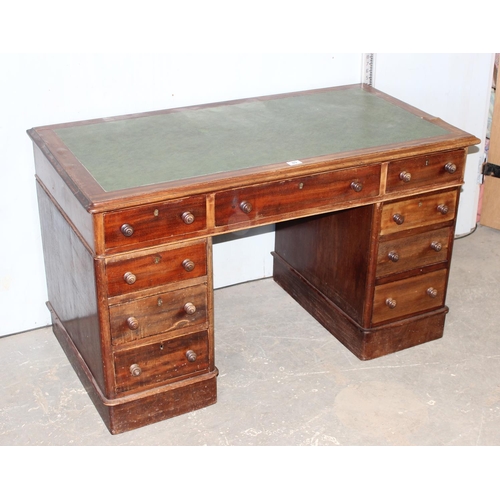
0, 53, 362, 336
1, 53, 493, 337
372, 53, 494, 236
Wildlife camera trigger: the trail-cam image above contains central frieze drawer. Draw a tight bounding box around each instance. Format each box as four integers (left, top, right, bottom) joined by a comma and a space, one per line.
214, 164, 381, 227
106, 240, 207, 297
109, 284, 208, 345
103, 195, 207, 251
372, 268, 448, 325
386, 149, 465, 193
380, 189, 457, 236
113, 330, 209, 394
376, 226, 452, 277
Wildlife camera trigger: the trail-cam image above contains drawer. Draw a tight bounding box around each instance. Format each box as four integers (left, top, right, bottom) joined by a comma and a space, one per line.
106, 240, 207, 297
376, 226, 452, 277
380, 189, 457, 236
214, 164, 380, 227
386, 149, 465, 193
114, 330, 209, 393
109, 284, 208, 345
103, 195, 206, 251
372, 268, 448, 325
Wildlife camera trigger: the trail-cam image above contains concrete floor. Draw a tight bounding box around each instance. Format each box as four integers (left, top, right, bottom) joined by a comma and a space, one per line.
1, 224, 500, 446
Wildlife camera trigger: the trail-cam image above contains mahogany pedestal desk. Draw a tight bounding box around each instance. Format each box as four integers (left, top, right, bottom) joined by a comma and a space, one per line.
28, 85, 480, 434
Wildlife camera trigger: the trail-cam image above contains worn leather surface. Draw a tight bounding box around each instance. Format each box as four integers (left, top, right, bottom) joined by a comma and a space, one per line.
55, 88, 448, 191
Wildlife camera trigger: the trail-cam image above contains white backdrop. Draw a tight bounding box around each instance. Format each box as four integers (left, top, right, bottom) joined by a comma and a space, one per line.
0, 53, 493, 336
373, 53, 494, 236
0, 53, 362, 336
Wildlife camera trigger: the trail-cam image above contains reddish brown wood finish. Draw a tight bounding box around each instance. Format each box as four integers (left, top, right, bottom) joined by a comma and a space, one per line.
109, 284, 208, 345
214, 164, 381, 228
37, 184, 105, 389
274, 205, 377, 326
105, 240, 207, 297
113, 330, 210, 394
380, 189, 458, 235
372, 268, 448, 325
50, 302, 217, 434
376, 226, 452, 277
28, 85, 479, 215
30, 85, 481, 433
273, 252, 448, 360
386, 149, 466, 193
103, 195, 207, 253
273, 183, 460, 355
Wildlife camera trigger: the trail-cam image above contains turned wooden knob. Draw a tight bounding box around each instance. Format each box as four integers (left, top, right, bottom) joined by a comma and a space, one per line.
182, 259, 195, 272
239, 200, 253, 214
431, 241, 442, 252
444, 162, 457, 174
385, 298, 397, 309
399, 171, 412, 182
184, 302, 196, 315
388, 251, 399, 262
186, 350, 197, 362
392, 213, 405, 225
181, 211, 195, 225
437, 204, 449, 215
121, 223, 134, 237
350, 181, 363, 192
123, 271, 136, 285
427, 287, 438, 298
130, 364, 142, 377
127, 317, 139, 330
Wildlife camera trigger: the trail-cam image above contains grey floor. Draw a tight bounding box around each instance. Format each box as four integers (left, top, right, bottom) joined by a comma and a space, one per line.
2, 225, 500, 446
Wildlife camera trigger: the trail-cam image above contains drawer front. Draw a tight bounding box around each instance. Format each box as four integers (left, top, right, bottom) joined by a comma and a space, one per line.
372, 269, 448, 325
376, 226, 452, 277
386, 149, 465, 193
114, 331, 209, 393
109, 284, 208, 345
106, 241, 207, 297
214, 164, 381, 227
103, 195, 206, 251
380, 190, 457, 236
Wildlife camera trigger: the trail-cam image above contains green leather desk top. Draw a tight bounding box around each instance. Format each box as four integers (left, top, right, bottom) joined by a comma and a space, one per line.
53, 86, 451, 192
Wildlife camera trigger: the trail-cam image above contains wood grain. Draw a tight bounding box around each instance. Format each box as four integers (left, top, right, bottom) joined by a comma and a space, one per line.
30, 84, 480, 433
113, 330, 209, 394
109, 284, 208, 345
380, 189, 458, 235
105, 240, 207, 297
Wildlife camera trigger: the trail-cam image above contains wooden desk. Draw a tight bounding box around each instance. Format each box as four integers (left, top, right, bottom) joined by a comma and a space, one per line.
28, 84, 480, 434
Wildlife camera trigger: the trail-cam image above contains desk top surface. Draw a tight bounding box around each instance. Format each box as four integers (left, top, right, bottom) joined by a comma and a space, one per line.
29, 84, 479, 207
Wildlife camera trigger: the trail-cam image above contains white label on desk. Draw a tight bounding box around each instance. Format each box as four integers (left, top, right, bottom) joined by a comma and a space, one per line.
287, 160, 303, 166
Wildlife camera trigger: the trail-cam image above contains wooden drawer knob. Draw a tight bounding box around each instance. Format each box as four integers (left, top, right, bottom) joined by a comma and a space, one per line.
399, 171, 412, 182
437, 204, 449, 215
350, 181, 363, 192
392, 213, 405, 225
239, 200, 253, 214
385, 298, 397, 309
121, 223, 134, 237
430, 241, 442, 252
127, 317, 139, 330
186, 350, 197, 362
388, 251, 399, 262
181, 211, 195, 224
130, 364, 142, 377
184, 302, 196, 315
427, 287, 438, 298
182, 259, 195, 272
444, 162, 457, 174
123, 272, 137, 285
